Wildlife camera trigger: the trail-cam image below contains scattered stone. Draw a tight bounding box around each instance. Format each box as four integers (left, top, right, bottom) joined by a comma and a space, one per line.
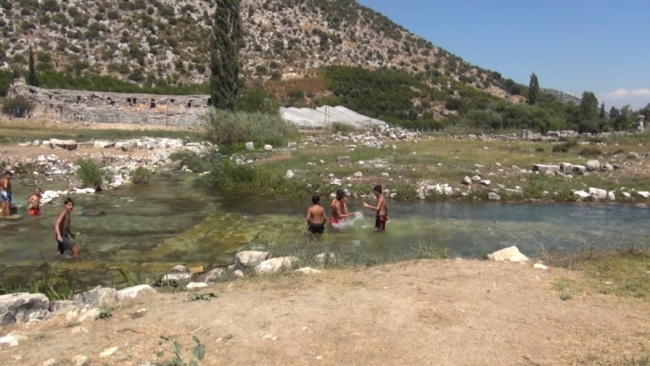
585, 160, 600, 172
232, 270, 244, 278
72, 286, 117, 306
588, 187, 608, 200
532, 164, 560, 173
488, 192, 501, 201
461, 176, 472, 185
638, 191, 650, 198
471, 175, 481, 183
505, 188, 523, 196
487, 246, 529, 263
186, 282, 209, 289
235, 251, 271, 268
99, 347, 119, 358
205, 268, 226, 283
116, 285, 155, 301
353, 171, 363, 178
294, 267, 322, 275
245, 142, 254, 151
0, 292, 50, 325
534, 263, 549, 270
72, 355, 89, 366
263, 144, 272, 151
607, 191, 616, 201
0, 332, 27, 347
315, 253, 336, 266
572, 165, 586, 174
42, 359, 56, 366
573, 190, 591, 201
337, 156, 351, 165
255, 257, 299, 274
285, 170, 295, 179
49, 300, 82, 313
158, 265, 192, 285
480, 180, 491, 186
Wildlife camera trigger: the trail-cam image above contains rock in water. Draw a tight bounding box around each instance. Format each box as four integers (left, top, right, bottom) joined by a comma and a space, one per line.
80, 211, 106, 217
487, 246, 529, 262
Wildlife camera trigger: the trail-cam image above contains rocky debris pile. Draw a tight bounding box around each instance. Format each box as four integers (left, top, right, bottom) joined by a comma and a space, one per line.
315, 125, 421, 148
451, 128, 647, 142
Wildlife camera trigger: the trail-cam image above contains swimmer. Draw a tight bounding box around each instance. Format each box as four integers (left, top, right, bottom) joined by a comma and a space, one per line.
1, 171, 12, 217
306, 195, 327, 236
28, 187, 42, 216
54, 197, 79, 260
363, 185, 388, 231
330, 190, 354, 228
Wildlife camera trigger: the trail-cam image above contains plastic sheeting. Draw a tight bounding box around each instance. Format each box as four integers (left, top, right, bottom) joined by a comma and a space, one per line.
280, 105, 387, 129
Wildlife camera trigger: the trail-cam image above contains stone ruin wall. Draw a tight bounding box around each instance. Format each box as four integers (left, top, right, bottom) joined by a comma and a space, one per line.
9, 82, 212, 128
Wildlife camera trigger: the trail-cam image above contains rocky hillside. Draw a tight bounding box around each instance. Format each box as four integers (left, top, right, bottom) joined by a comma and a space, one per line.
0, 0, 505, 94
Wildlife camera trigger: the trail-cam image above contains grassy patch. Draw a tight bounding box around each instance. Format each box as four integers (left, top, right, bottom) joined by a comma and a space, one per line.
544, 247, 650, 299
205, 109, 299, 147
130, 166, 151, 184
76, 159, 105, 189
169, 150, 214, 173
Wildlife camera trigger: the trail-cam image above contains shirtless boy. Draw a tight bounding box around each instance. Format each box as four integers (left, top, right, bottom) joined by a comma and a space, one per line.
28, 188, 42, 216
54, 198, 79, 259
363, 185, 388, 231
330, 190, 354, 228
306, 195, 328, 235
1, 171, 12, 217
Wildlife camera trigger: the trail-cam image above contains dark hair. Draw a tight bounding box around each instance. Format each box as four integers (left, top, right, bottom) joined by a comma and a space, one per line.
373, 185, 382, 194
4, 171, 12, 176
336, 190, 346, 201
64, 197, 74, 206
312, 195, 320, 204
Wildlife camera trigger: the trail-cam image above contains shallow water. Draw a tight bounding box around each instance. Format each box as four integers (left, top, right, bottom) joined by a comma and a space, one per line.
1, 175, 649, 280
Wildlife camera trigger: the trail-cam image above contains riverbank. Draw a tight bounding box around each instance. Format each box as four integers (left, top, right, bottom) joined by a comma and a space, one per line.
1, 256, 649, 366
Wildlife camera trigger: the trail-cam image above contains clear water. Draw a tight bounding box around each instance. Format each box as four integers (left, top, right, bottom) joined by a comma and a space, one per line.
2, 174, 649, 282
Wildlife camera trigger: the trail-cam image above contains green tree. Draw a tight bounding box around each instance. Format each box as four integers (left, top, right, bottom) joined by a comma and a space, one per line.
27, 45, 38, 86
579, 91, 599, 121
528, 73, 539, 105
599, 102, 605, 119
609, 106, 620, 120
209, 0, 243, 111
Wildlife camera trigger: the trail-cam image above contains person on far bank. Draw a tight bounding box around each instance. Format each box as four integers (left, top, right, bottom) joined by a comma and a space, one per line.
1, 171, 12, 217
54, 197, 79, 260
28, 187, 42, 216
363, 185, 388, 231
306, 195, 328, 236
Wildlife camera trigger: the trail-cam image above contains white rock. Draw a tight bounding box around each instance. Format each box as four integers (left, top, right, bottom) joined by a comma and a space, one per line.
245, 142, 254, 151
480, 180, 491, 186
77, 308, 101, 322
232, 270, 244, 278
487, 246, 529, 263
353, 171, 363, 178
235, 251, 271, 268
588, 187, 608, 200
116, 285, 155, 301
0, 332, 27, 347
205, 268, 225, 282
585, 160, 600, 171
72, 355, 89, 366
471, 175, 481, 182
607, 191, 616, 201
534, 263, 548, 270
285, 170, 295, 179
255, 257, 299, 274
637, 191, 650, 198
488, 192, 501, 201
186, 282, 209, 289
573, 190, 591, 200
0, 292, 50, 325
263, 144, 272, 151
99, 347, 119, 358
294, 267, 322, 275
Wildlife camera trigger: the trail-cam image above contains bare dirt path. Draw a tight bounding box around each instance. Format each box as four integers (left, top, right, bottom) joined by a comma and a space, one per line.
2, 260, 649, 366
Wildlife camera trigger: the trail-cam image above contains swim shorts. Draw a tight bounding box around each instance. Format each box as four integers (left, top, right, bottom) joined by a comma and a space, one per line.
1, 191, 11, 203
375, 214, 388, 230
29, 207, 41, 216
56, 235, 74, 254
308, 223, 325, 234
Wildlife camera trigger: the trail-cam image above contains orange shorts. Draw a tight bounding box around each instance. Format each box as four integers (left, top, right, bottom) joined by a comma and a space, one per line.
29, 207, 41, 216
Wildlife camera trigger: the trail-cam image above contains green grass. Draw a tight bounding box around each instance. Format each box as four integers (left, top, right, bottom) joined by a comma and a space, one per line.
76, 159, 105, 189
544, 246, 650, 299
169, 150, 215, 173
205, 109, 299, 147
131, 166, 151, 184
0, 251, 74, 301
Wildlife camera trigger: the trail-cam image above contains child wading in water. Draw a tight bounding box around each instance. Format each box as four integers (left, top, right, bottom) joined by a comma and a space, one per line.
28, 188, 42, 216
330, 190, 354, 229
1, 171, 12, 217
363, 185, 388, 231
306, 195, 328, 236
54, 197, 79, 260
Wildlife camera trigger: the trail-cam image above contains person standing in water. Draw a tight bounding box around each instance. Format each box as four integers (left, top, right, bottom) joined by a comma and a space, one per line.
28, 188, 42, 216
306, 195, 328, 236
1, 171, 12, 217
363, 185, 388, 231
54, 198, 79, 260
330, 190, 354, 228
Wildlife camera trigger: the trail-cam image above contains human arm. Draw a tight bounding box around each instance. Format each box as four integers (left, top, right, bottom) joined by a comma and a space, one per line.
54, 211, 65, 241
306, 208, 312, 224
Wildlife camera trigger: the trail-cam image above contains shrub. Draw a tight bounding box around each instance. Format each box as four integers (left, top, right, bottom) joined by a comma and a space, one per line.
1, 96, 35, 117
551, 138, 578, 153
76, 159, 104, 189
130, 166, 151, 184
205, 109, 298, 147
168, 150, 212, 172
579, 147, 602, 157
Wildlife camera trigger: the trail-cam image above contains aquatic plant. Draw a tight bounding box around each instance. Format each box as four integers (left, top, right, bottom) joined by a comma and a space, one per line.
131, 166, 151, 184
204, 109, 299, 147
0, 251, 74, 301
76, 159, 104, 189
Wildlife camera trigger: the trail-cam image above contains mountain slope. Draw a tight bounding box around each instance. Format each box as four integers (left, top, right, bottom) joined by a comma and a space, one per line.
0, 0, 505, 94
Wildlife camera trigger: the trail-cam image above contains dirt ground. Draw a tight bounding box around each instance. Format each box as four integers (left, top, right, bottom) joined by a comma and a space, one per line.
1, 260, 649, 366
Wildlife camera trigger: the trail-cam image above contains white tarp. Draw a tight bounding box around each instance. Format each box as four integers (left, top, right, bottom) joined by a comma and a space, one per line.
280, 105, 387, 129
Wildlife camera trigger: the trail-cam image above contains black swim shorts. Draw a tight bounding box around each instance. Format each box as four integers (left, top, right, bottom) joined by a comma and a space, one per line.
308, 223, 325, 234
56, 235, 74, 254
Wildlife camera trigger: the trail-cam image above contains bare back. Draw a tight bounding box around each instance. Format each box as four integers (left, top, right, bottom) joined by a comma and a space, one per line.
0, 178, 9, 192
56, 210, 71, 236
377, 196, 388, 216
307, 205, 326, 225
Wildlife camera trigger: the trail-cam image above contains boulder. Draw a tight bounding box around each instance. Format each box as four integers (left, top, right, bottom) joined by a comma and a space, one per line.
607, 191, 616, 201
353, 171, 363, 178
255, 257, 299, 274
559, 163, 573, 174
186, 282, 209, 289
572, 165, 586, 174
49, 139, 78, 151
588, 187, 608, 200
72, 286, 117, 306
487, 246, 529, 263
93, 140, 115, 149
116, 285, 155, 301
235, 251, 271, 268
158, 265, 192, 285
294, 267, 322, 275
285, 170, 295, 179
471, 175, 481, 183
49, 300, 82, 313
337, 156, 351, 165
585, 160, 600, 172
461, 176, 472, 185
263, 144, 272, 151
245, 142, 255, 151
532, 164, 560, 173
573, 190, 591, 200
488, 192, 501, 201
205, 268, 226, 283
480, 180, 491, 186
0, 293, 50, 325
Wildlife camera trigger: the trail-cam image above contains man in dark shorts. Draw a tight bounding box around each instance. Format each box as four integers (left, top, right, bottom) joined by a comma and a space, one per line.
363, 185, 388, 231
306, 195, 327, 235
54, 197, 79, 259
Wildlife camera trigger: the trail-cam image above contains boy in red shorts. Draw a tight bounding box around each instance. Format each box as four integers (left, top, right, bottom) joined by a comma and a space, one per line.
28, 188, 42, 216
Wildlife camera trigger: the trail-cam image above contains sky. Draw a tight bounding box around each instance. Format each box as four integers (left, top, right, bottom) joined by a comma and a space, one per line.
356, 0, 650, 110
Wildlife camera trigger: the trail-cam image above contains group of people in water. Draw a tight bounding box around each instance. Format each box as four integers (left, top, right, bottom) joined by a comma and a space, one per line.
306, 185, 388, 236
1, 170, 79, 259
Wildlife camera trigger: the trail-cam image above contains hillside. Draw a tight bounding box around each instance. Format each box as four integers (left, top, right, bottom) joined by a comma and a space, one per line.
0, 0, 508, 95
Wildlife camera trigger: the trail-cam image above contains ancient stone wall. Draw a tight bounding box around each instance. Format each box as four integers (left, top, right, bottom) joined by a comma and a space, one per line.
9, 82, 211, 127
